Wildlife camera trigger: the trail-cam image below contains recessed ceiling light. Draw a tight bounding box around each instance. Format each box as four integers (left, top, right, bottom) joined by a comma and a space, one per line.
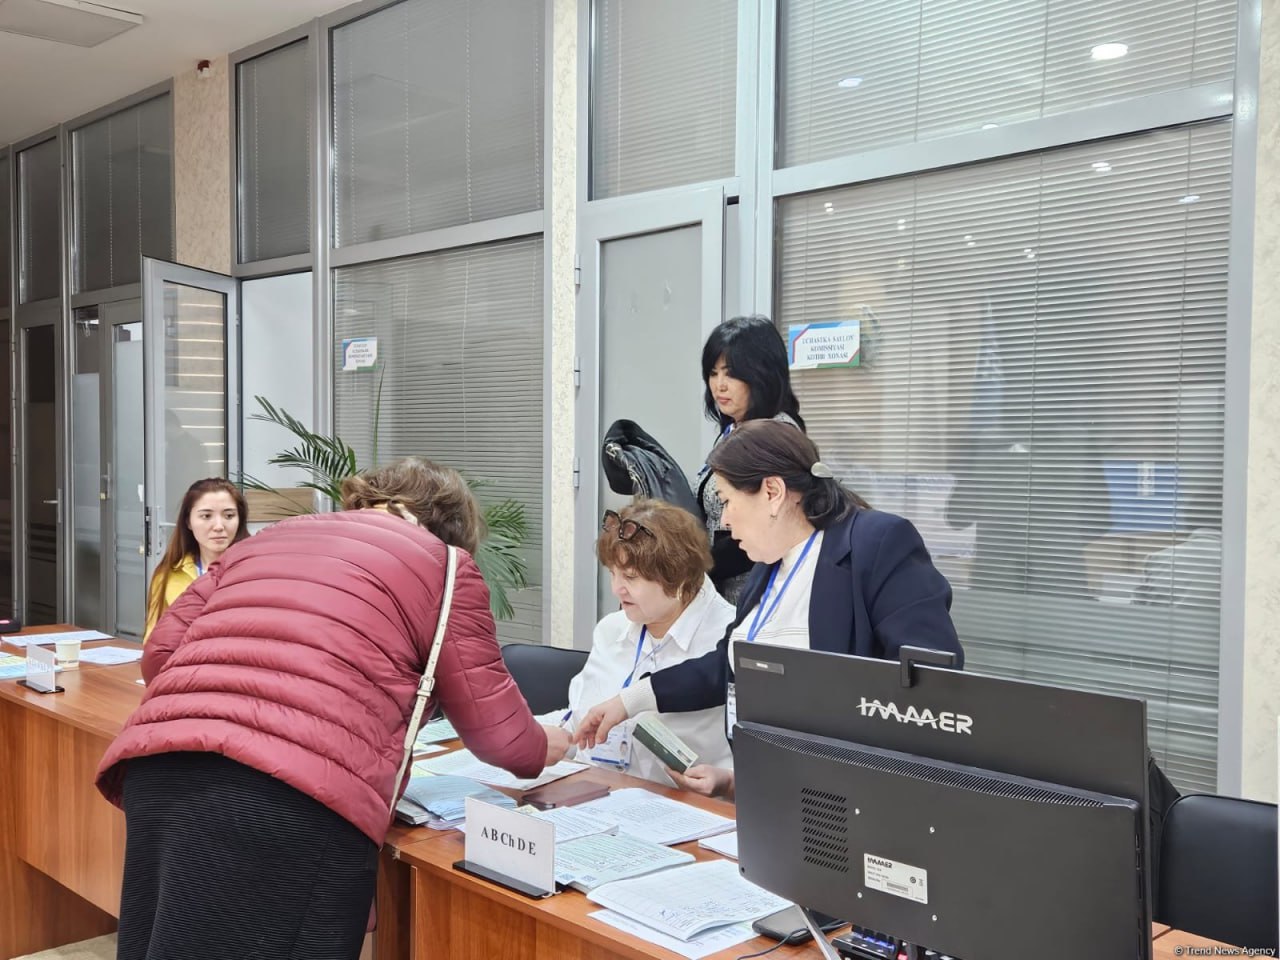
1091, 42, 1129, 61
837, 76, 864, 89
1179, 194, 1200, 204
981, 123, 999, 130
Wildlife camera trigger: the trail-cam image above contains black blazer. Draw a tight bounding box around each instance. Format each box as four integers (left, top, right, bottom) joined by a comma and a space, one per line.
650, 507, 963, 713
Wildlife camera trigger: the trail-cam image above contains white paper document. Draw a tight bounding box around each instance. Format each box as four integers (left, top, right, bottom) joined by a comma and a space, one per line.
3, 630, 113, 648
574, 788, 735, 846
77, 646, 143, 665
697, 831, 738, 860
587, 860, 789, 941
555, 832, 693, 892
416, 716, 459, 745
590, 910, 757, 960
532, 807, 618, 844
418, 749, 586, 791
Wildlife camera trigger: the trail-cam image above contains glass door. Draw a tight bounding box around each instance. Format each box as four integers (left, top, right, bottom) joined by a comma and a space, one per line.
575, 188, 726, 633
15, 311, 62, 625
142, 259, 239, 582
110, 309, 145, 638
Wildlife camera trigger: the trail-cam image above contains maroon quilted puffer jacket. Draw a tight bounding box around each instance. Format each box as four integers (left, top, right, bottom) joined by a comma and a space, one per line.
96, 509, 547, 845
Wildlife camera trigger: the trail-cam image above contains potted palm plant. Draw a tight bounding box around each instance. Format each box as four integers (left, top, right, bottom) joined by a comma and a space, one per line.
240, 396, 530, 621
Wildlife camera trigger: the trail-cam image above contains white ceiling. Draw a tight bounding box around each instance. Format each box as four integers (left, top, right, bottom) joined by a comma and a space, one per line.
0, 0, 353, 145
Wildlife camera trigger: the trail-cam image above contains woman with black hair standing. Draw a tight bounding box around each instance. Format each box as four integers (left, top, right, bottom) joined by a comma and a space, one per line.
698, 316, 806, 601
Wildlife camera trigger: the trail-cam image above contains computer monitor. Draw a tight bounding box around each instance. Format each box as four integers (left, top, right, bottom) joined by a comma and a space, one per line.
732, 643, 1150, 960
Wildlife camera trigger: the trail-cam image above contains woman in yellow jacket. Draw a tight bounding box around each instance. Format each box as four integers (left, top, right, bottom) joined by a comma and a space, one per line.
144, 478, 251, 641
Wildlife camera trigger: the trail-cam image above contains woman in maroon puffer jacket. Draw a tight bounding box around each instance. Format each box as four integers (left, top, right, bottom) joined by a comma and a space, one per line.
97, 457, 570, 960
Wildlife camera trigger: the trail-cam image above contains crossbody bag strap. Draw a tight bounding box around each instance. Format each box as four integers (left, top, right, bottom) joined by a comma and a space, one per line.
390, 544, 459, 812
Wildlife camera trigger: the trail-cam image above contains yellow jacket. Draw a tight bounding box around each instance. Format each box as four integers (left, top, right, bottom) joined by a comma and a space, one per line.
143, 555, 200, 643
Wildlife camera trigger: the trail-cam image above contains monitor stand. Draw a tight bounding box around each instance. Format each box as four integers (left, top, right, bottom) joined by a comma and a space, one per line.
802, 908, 843, 960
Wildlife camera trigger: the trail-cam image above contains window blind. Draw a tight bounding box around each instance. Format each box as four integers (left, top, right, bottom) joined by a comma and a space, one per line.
776, 121, 1231, 792
238, 39, 312, 263
18, 137, 61, 304
332, 0, 544, 247
72, 94, 173, 293
591, 0, 737, 199
0, 154, 11, 308
777, 0, 1237, 168
333, 236, 544, 643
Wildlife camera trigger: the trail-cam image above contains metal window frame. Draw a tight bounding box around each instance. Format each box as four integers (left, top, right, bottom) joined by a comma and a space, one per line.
228, 25, 316, 276
752, 0, 1256, 794
64, 82, 176, 300
316, 0, 555, 638
1, 146, 13, 612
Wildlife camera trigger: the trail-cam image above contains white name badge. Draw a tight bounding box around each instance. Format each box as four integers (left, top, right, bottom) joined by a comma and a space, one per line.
463, 797, 556, 897
725, 682, 737, 740
24, 645, 58, 693
588, 724, 631, 769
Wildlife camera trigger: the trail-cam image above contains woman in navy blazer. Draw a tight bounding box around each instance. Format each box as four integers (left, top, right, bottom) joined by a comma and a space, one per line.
576, 420, 962, 795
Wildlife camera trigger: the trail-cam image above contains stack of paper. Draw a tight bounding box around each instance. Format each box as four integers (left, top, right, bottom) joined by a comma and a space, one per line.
591, 911, 758, 960
394, 775, 515, 828
0, 654, 61, 680
418, 749, 587, 791
2, 630, 112, 648
697, 831, 738, 860
573, 788, 735, 846
587, 860, 789, 941
415, 716, 458, 747
555, 832, 694, 892
78, 646, 143, 665
531, 806, 619, 844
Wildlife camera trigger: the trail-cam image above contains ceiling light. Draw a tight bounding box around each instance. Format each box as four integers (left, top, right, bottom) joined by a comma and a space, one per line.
1092, 161, 1112, 172
0, 0, 143, 47
837, 76, 864, 89
981, 123, 999, 130
897, 218, 907, 231
1179, 194, 1200, 204
1091, 42, 1129, 61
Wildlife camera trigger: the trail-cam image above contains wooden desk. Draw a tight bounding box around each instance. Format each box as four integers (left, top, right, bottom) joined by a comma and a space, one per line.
379, 767, 1236, 960
0, 628, 1243, 960
0, 625, 142, 959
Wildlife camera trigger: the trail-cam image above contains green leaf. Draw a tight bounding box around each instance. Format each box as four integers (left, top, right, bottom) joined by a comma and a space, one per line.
247, 395, 530, 621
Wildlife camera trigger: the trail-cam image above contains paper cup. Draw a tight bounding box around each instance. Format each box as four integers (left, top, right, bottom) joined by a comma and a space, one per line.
55, 639, 81, 669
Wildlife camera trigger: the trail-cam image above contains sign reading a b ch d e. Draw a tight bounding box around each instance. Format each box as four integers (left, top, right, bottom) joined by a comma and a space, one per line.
463, 796, 556, 896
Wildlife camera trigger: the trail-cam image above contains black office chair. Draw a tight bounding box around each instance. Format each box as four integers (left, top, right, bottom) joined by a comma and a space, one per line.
1156, 793, 1278, 950
500, 642, 589, 715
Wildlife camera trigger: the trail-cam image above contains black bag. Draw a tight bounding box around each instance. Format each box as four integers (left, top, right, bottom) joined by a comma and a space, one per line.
601, 420, 701, 518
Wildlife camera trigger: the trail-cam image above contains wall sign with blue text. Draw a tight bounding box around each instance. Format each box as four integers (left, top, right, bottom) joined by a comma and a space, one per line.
788, 320, 860, 370
341, 336, 379, 372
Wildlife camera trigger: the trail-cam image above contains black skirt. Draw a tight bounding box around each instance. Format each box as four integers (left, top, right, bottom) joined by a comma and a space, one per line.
118, 751, 379, 960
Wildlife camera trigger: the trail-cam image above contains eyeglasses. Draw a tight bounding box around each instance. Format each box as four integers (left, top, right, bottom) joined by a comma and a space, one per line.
602, 510, 655, 542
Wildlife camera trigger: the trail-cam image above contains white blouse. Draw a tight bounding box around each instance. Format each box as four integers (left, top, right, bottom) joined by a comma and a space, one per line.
551, 576, 736, 785
728, 530, 824, 654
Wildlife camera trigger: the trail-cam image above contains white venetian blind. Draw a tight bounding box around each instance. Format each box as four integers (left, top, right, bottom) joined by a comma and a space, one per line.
777, 0, 1237, 168
72, 94, 173, 292
776, 121, 1231, 792
332, 0, 544, 247
590, 0, 738, 199
238, 39, 312, 263
333, 236, 544, 643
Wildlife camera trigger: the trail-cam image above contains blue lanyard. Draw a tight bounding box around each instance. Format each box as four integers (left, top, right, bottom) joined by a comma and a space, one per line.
746, 532, 818, 643
194, 558, 204, 577
622, 627, 648, 689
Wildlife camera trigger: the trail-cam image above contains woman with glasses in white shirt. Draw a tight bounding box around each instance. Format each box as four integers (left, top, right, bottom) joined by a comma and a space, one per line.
552, 499, 736, 785
576, 421, 962, 799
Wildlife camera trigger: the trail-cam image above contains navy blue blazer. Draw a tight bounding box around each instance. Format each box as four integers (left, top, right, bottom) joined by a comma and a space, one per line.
650, 507, 963, 713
